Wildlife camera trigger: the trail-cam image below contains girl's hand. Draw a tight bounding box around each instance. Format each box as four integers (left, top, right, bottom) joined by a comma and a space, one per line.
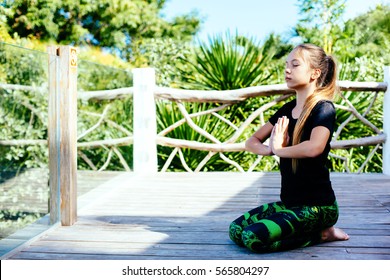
270, 116, 290, 154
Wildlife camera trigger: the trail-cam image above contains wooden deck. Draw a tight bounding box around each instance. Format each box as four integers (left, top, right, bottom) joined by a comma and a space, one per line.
2, 172, 390, 260
0, 170, 122, 255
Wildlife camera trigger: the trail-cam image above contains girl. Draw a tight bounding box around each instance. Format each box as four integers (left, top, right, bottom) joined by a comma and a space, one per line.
229, 43, 349, 253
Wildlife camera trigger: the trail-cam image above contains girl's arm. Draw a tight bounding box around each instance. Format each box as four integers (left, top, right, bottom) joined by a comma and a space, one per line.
245, 122, 274, 156
271, 116, 330, 158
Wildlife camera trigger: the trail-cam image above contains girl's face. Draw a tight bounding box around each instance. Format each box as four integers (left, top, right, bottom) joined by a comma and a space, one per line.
285, 49, 315, 90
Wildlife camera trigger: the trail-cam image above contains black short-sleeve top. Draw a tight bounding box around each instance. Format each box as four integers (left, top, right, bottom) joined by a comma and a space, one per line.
268, 99, 336, 206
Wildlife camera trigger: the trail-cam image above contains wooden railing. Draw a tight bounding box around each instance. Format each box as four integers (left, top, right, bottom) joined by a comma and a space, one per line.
0, 47, 389, 226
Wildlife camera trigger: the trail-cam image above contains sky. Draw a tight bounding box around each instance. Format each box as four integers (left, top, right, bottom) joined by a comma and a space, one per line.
162, 0, 389, 43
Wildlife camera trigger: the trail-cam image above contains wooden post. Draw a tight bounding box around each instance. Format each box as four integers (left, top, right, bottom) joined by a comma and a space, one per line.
47, 47, 60, 224
383, 66, 390, 175
48, 46, 78, 226
132, 68, 158, 173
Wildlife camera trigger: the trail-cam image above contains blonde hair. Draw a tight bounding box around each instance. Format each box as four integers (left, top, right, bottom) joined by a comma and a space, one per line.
291, 44, 338, 172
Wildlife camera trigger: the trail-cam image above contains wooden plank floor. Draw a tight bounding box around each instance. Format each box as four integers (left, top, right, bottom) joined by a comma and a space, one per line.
2, 172, 390, 260
0, 170, 122, 255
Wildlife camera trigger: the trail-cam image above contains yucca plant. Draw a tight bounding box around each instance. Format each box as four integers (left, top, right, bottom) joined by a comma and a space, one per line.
180, 32, 274, 90
156, 32, 281, 171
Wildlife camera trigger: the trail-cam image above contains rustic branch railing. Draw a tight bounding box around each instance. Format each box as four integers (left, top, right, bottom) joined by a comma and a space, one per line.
0, 74, 388, 174
0, 81, 387, 171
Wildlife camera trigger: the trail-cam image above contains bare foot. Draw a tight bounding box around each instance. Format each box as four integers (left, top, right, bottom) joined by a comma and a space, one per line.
321, 226, 349, 242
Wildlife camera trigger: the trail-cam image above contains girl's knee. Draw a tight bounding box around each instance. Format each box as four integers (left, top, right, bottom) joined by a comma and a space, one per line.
229, 221, 244, 246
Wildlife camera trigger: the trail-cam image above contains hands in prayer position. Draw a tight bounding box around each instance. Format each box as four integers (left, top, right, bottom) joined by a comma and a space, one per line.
270, 116, 289, 155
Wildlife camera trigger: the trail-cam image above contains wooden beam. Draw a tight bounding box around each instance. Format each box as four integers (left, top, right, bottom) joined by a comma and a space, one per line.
58, 46, 78, 226
0, 139, 47, 146
0, 83, 46, 93
132, 68, 158, 174
330, 134, 386, 149
75, 81, 387, 102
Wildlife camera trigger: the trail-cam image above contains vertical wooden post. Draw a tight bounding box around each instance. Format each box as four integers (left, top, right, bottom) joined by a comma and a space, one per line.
59, 46, 78, 225
132, 68, 158, 173
383, 66, 390, 175
48, 46, 78, 226
48, 47, 60, 224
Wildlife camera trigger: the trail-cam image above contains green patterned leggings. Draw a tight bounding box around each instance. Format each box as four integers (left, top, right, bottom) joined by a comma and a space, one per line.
229, 201, 339, 253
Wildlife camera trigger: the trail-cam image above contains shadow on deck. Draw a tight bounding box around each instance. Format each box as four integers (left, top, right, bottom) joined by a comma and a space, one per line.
1, 172, 390, 260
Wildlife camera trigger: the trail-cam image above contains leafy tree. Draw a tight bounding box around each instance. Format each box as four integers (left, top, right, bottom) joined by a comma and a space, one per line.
1, 0, 201, 61
294, 0, 346, 53
1, 0, 59, 40
0, 3, 12, 41
131, 37, 193, 86
293, 1, 390, 63
336, 4, 390, 64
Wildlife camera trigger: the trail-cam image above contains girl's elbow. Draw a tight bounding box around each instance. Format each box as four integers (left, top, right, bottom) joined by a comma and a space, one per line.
306, 145, 325, 157
245, 138, 253, 151
245, 136, 256, 146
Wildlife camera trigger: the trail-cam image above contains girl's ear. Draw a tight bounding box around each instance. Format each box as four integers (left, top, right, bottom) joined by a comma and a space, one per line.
311, 69, 321, 80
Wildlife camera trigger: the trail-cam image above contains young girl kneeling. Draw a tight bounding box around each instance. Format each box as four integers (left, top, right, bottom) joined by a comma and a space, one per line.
229, 43, 349, 253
